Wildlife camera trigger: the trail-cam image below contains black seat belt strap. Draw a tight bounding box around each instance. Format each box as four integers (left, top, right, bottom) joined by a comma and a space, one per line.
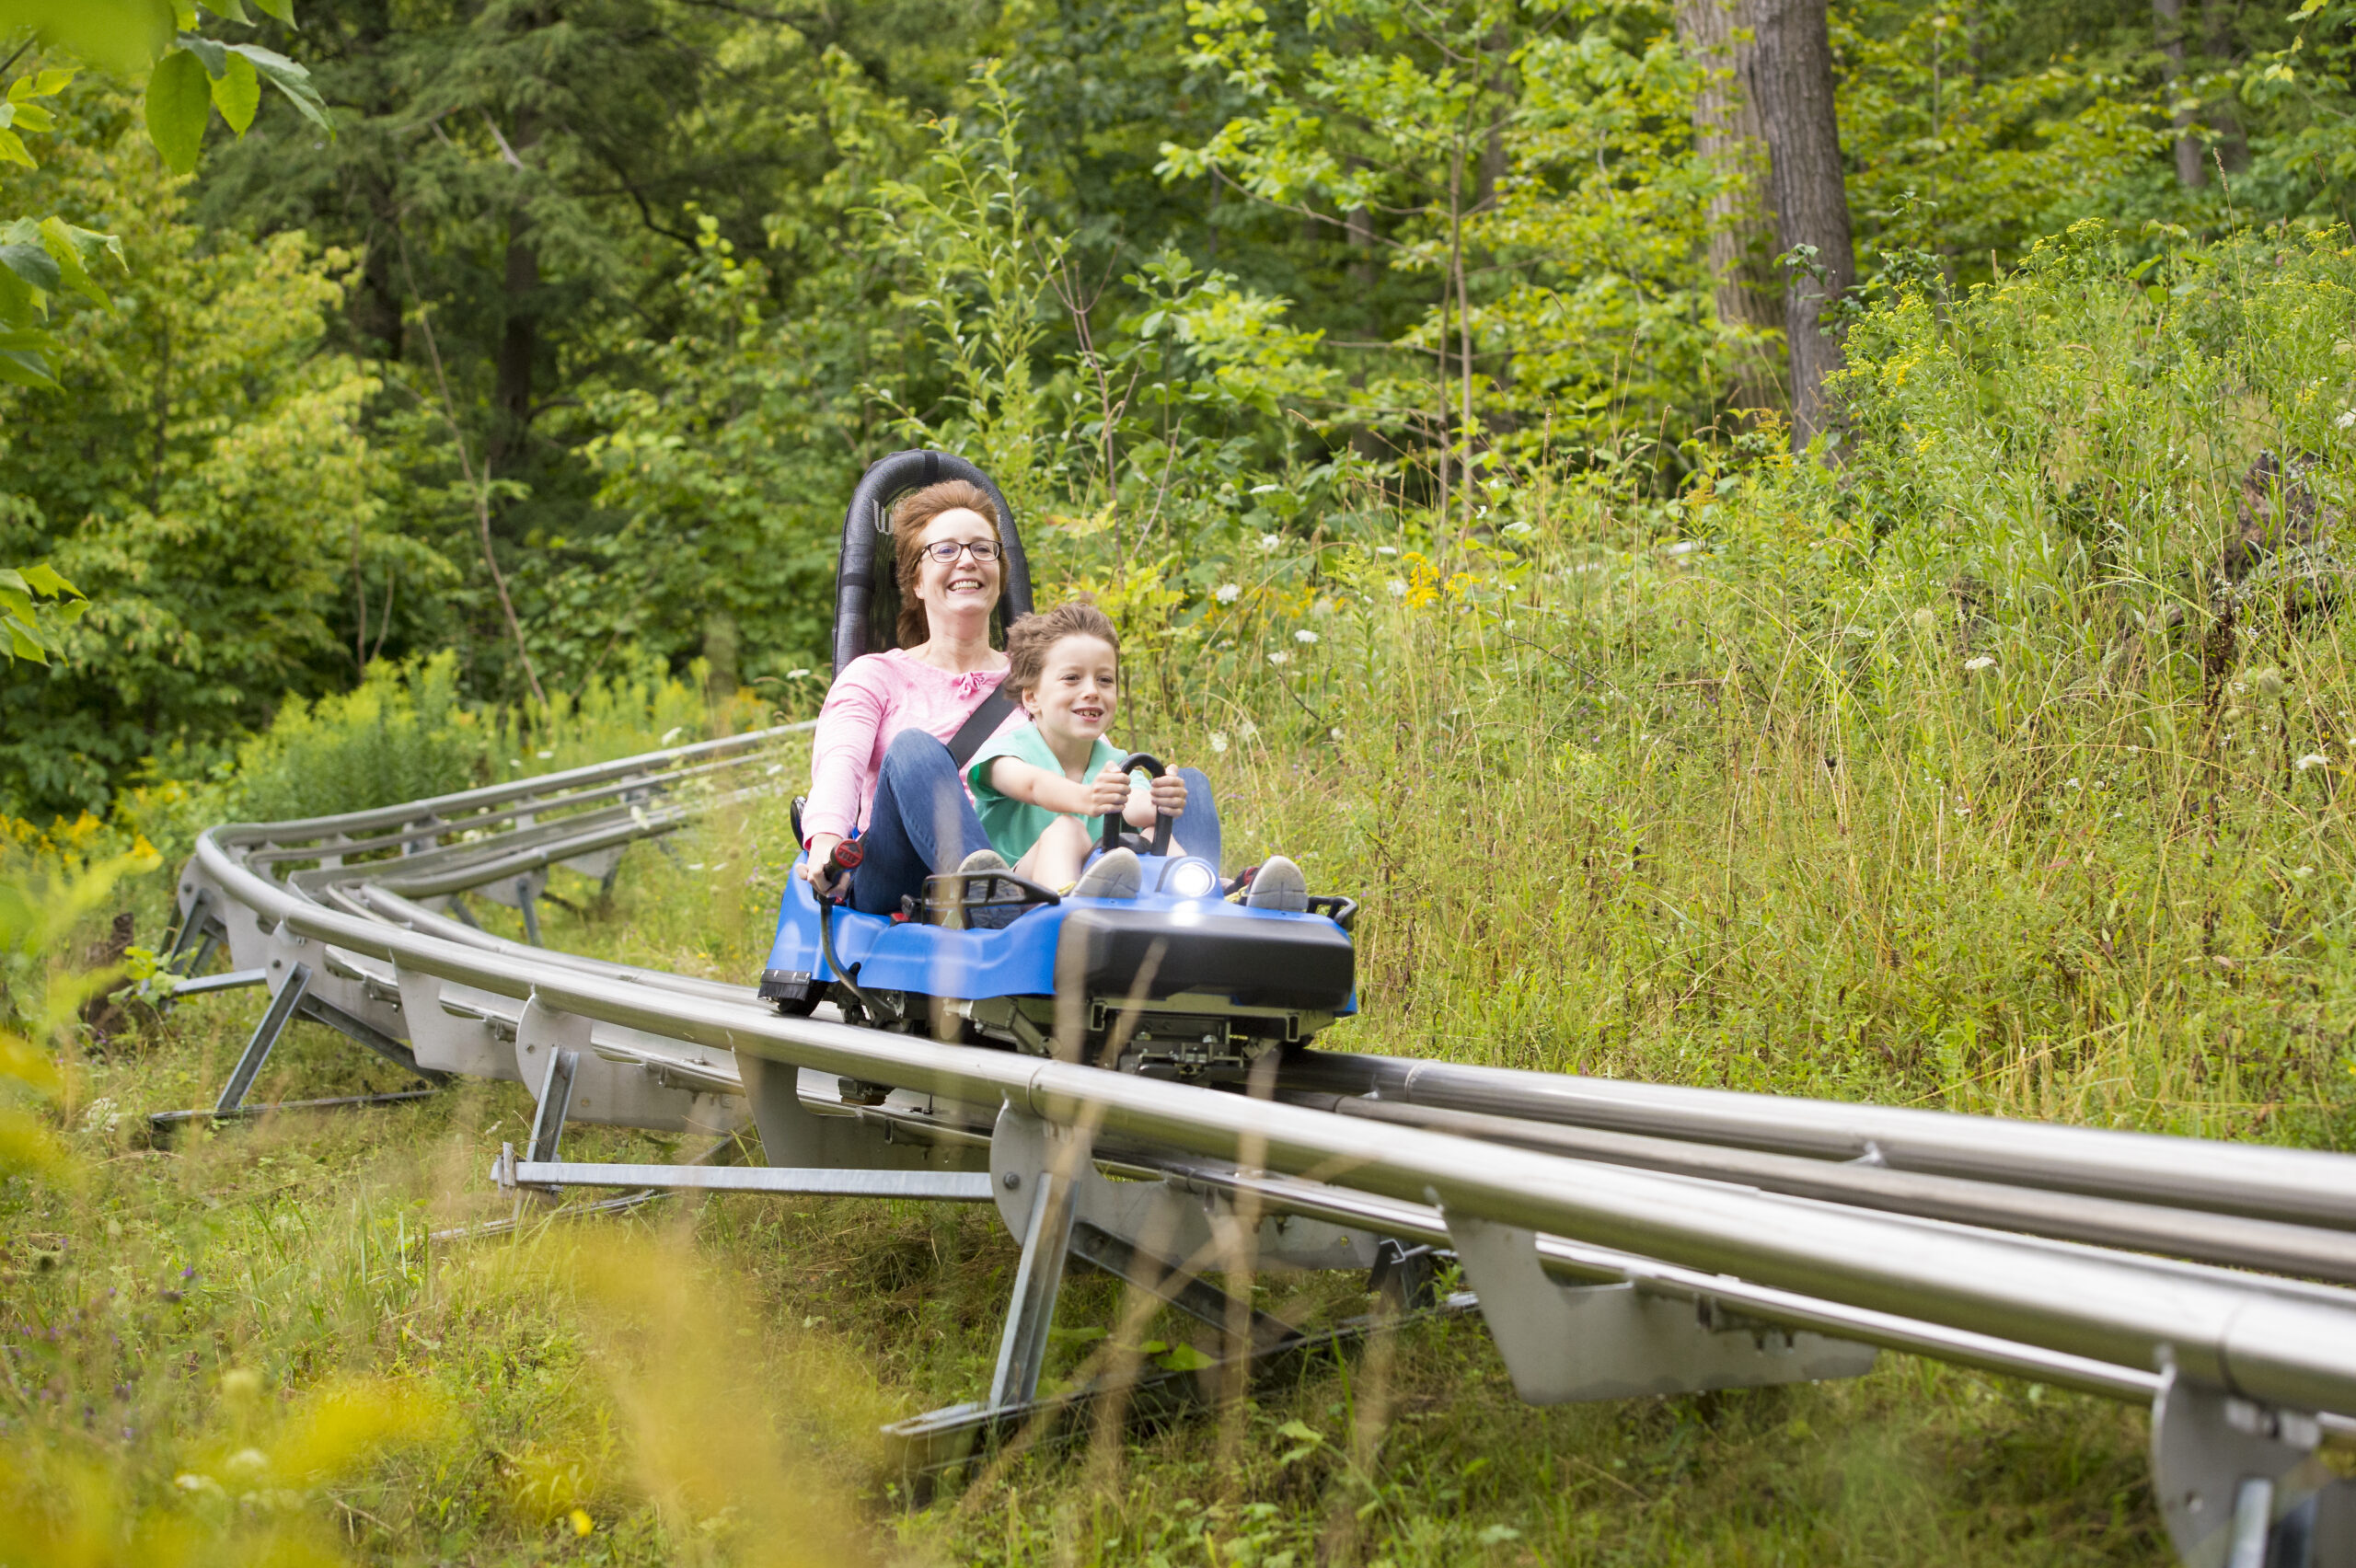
945, 688, 1018, 770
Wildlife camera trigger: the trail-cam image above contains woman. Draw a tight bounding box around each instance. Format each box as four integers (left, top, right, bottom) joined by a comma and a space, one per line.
801, 479, 1230, 917
802, 479, 1018, 916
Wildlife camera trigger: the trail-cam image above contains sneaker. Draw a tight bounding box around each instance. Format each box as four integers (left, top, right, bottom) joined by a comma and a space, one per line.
942, 847, 1011, 928
1070, 846, 1143, 900
1243, 853, 1308, 913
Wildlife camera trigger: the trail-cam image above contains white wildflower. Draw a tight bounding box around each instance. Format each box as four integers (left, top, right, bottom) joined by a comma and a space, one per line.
2339, 409, 2356, 430
1214, 583, 1241, 603
1267, 651, 1289, 666
536, 750, 554, 760
2296, 753, 2331, 771
2064, 777, 2082, 790
660, 726, 686, 744
1209, 732, 1230, 755
786, 668, 811, 680
1329, 727, 1345, 742
1964, 655, 1996, 672
1258, 533, 1283, 553
1376, 545, 1399, 557
1250, 482, 1282, 495
2294, 865, 2316, 878
1387, 580, 1407, 598
1239, 721, 1259, 741
1295, 629, 1319, 644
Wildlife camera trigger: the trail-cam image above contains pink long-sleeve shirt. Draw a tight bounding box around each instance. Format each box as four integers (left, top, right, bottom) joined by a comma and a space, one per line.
803, 649, 1022, 845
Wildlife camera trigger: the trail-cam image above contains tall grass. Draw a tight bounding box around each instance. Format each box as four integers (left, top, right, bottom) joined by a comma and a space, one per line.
1073, 226, 2356, 1149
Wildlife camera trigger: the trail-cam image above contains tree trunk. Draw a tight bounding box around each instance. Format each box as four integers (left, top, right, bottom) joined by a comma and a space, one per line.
2202, 0, 2247, 175
1746, 0, 1855, 451
1676, 0, 1785, 417
491, 218, 537, 474
2154, 0, 2205, 188
490, 100, 539, 476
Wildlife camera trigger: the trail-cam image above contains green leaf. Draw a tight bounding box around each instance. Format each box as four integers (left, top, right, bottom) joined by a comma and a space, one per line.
40, 218, 124, 306
0, 265, 38, 329
20, 563, 80, 598
26, 69, 77, 98
250, 0, 294, 21
144, 46, 210, 172
0, 129, 31, 168
200, 0, 250, 22
210, 49, 257, 133
1154, 1342, 1218, 1372
0, 225, 61, 295
10, 101, 54, 132
0, 0, 176, 76
7, 619, 46, 662
177, 33, 225, 75
0, 346, 59, 389
225, 42, 329, 134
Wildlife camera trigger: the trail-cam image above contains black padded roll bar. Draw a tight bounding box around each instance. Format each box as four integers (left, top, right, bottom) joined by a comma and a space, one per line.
832, 449, 1034, 674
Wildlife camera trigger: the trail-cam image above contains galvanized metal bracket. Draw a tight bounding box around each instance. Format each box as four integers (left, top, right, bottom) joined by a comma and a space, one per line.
987, 1130, 1086, 1411
1442, 1210, 1878, 1403
392, 963, 516, 1080
2150, 1366, 2356, 1568
147, 958, 442, 1132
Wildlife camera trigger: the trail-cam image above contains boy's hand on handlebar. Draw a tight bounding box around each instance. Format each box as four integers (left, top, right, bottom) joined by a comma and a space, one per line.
1147, 770, 1187, 816
1082, 763, 1130, 817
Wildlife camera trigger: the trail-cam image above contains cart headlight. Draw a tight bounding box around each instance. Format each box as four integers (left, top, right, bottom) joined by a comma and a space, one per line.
1160, 857, 1220, 900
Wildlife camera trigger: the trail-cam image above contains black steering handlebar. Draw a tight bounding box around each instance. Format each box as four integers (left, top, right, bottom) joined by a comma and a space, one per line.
1100, 752, 1176, 857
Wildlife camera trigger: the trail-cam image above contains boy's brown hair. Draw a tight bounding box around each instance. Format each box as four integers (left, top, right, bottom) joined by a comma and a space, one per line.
888, 479, 1001, 648
1004, 600, 1120, 697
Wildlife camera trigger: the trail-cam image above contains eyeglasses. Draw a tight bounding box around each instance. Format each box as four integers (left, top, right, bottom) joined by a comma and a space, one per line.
922, 539, 1003, 564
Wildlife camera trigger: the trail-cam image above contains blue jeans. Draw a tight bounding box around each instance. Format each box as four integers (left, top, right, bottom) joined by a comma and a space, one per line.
849, 732, 1225, 915
850, 731, 995, 917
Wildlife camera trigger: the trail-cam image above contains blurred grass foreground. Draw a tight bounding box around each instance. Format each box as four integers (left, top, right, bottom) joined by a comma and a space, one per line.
4, 229, 2356, 1562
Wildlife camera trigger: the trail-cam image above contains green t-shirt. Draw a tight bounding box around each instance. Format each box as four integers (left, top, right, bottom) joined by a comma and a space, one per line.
967, 722, 1127, 864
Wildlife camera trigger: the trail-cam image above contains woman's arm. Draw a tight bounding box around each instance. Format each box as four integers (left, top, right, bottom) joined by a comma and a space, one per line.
984, 756, 1128, 818
803, 663, 892, 847
801, 663, 895, 896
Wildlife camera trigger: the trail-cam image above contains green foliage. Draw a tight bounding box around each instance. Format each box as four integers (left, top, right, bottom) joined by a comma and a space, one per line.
0, 76, 433, 814
874, 62, 1065, 515
222, 652, 486, 824
0, 558, 79, 661
571, 40, 929, 685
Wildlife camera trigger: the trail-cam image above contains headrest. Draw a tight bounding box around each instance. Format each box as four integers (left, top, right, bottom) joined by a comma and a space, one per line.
831, 450, 1034, 674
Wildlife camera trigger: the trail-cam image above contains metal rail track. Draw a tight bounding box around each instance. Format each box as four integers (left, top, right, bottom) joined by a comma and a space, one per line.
155, 726, 2356, 1566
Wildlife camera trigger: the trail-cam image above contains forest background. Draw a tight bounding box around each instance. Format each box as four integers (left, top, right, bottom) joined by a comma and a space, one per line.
2, 0, 2348, 818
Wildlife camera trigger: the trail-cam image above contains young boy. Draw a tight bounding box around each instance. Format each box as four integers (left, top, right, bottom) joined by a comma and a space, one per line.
962, 600, 1304, 905
963, 601, 1179, 897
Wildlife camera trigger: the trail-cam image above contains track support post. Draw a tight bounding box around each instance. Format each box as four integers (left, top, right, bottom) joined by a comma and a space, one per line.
986, 1149, 1082, 1411
214, 960, 311, 1114
2149, 1367, 2356, 1568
